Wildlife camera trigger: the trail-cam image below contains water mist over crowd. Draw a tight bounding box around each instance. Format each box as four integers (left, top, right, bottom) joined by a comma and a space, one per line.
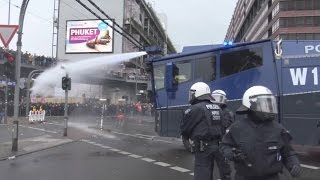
31, 51, 147, 97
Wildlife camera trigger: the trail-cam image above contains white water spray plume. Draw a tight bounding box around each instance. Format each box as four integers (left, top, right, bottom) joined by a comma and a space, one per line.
31, 51, 147, 96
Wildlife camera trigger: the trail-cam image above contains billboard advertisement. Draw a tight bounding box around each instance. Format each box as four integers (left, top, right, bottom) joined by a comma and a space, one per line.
65, 20, 114, 53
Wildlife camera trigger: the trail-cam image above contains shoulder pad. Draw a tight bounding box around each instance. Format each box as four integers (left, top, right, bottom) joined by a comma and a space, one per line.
184, 108, 191, 115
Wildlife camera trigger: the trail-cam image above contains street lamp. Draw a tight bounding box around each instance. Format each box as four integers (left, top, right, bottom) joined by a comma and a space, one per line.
2, 75, 8, 124
14, 0, 29, 119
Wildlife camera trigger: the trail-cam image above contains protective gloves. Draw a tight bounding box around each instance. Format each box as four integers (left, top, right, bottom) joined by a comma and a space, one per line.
290, 164, 302, 177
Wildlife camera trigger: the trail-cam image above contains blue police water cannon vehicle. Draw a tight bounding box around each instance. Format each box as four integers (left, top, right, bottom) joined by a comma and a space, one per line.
148, 39, 320, 153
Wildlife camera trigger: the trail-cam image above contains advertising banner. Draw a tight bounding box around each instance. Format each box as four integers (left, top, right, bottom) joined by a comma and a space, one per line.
66, 20, 114, 53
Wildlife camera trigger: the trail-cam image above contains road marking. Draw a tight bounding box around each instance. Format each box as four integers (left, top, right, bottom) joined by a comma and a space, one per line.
154, 162, 171, 167
112, 131, 174, 144
301, 164, 320, 170
128, 154, 142, 158
81, 139, 91, 143
81, 139, 195, 176
19, 125, 58, 134
46, 122, 63, 126
170, 166, 190, 172
135, 134, 155, 138
118, 151, 131, 155
112, 131, 152, 140
141, 158, 156, 162
109, 148, 120, 152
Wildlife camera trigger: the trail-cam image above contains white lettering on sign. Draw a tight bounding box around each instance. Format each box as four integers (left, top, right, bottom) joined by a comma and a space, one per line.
305, 45, 320, 54
290, 68, 307, 85
70, 29, 98, 36
290, 67, 319, 86
312, 67, 318, 85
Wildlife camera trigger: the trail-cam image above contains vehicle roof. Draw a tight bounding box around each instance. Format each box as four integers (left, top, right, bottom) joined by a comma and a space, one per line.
152, 39, 272, 62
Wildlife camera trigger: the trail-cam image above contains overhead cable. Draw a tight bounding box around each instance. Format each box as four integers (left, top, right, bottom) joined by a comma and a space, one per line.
75, 0, 144, 50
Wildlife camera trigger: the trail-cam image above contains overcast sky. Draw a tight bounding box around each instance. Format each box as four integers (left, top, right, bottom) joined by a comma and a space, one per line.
0, 0, 237, 56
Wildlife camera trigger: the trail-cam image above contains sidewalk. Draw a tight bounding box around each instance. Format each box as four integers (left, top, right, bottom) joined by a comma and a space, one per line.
0, 117, 73, 160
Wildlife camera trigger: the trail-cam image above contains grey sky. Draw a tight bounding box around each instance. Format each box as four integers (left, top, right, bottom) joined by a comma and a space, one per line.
146, 0, 237, 51
0, 0, 236, 56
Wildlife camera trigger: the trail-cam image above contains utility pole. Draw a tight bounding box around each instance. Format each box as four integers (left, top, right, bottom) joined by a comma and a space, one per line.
7, 0, 11, 50
8, 0, 11, 25
2, 75, 8, 124
12, 0, 29, 152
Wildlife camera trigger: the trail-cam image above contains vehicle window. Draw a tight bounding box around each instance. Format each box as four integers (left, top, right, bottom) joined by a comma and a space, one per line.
153, 65, 165, 90
194, 56, 216, 81
220, 48, 263, 77
174, 60, 192, 84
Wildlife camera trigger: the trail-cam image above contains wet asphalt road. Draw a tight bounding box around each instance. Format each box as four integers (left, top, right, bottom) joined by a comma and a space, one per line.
0, 115, 319, 180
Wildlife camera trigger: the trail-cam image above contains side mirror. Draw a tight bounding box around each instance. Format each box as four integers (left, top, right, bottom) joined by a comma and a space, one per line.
165, 62, 178, 92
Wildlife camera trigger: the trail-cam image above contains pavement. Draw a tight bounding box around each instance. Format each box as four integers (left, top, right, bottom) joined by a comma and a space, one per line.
0, 114, 154, 161
0, 116, 73, 161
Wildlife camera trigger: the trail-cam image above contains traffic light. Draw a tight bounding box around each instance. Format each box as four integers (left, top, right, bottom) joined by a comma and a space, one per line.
3, 62, 15, 80
62, 77, 71, 90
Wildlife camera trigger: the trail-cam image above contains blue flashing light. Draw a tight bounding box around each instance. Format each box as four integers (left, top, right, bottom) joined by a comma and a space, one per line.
223, 42, 228, 46
228, 41, 233, 45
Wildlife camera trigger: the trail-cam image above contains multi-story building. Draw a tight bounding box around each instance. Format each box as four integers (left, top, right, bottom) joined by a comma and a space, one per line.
225, 0, 320, 42
55, 0, 175, 104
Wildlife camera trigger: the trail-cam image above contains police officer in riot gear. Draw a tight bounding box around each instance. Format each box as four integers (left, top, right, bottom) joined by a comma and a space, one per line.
180, 82, 224, 180
220, 86, 302, 180
211, 90, 234, 180
212, 90, 235, 131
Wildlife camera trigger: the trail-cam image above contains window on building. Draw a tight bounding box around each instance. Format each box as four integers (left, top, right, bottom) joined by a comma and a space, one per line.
306, 33, 314, 40
281, 33, 320, 40
153, 65, 165, 90
305, 0, 313, 9
280, 0, 320, 10
316, 0, 320, 9
296, 0, 305, 10
305, 16, 314, 26
315, 16, 320, 26
220, 48, 263, 77
174, 61, 192, 84
194, 56, 216, 82
296, 17, 305, 25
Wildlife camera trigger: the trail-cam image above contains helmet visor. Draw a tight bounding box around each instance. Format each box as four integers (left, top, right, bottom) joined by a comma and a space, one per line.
249, 95, 278, 114
211, 94, 227, 104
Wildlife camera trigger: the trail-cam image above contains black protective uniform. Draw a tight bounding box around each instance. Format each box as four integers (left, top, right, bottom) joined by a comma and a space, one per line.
221, 105, 235, 131
181, 99, 223, 180
220, 114, 301, 180
215, 104, 235, 180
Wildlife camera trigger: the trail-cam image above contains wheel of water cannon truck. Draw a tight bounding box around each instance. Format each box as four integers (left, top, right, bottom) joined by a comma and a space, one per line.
182, 136, 194, 153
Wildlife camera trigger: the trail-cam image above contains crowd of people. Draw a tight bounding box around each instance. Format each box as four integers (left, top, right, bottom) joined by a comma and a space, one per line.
0, 47, 56, 67
0, 101, 154, 118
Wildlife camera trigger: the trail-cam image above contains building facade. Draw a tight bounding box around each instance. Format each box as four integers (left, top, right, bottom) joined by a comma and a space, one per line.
56, 0, 175, 104
225, 0, 320, 42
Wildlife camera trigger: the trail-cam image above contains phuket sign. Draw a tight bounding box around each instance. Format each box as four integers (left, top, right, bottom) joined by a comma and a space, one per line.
66, 20, 113, 53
